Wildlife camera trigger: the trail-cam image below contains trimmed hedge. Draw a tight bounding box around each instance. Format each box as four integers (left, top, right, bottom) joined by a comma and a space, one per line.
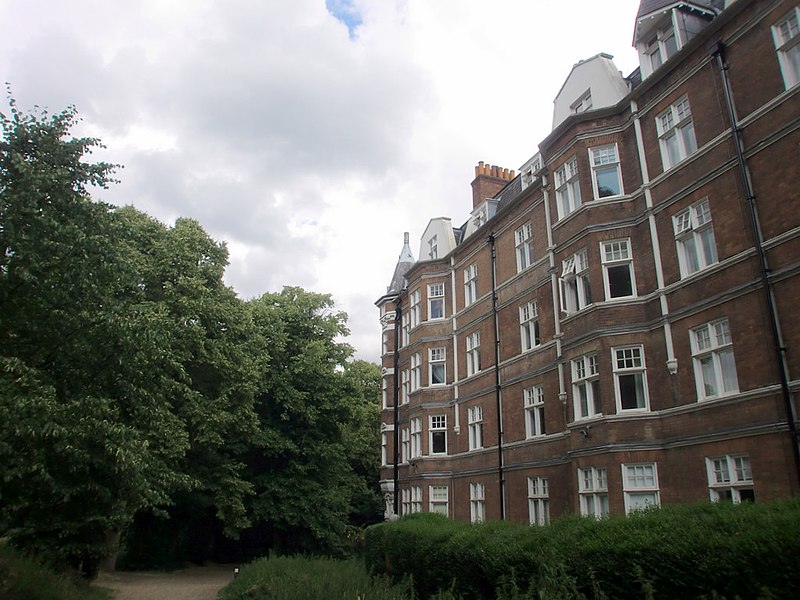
364, 499, 800, 599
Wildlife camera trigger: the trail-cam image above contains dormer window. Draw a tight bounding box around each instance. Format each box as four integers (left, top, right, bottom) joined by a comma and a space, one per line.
571, 89, 593, 114
646, 26, 678, 72
473, 208, 487, 229
520, 154, 542, 191
428, 234, 438, 260
635, 5, 717, 80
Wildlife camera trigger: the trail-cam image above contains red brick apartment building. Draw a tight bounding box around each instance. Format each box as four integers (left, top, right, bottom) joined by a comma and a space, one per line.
375, 0, 800, 524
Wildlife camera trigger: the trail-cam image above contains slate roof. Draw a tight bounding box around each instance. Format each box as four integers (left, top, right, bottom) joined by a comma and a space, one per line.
386, 233, 415, 294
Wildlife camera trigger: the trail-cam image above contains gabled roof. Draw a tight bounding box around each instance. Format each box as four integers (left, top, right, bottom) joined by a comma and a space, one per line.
633, 0, 723, 45
636, 0, 723, 19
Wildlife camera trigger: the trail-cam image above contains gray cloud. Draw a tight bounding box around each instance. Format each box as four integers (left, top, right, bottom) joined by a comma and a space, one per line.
1, 0, 644, 363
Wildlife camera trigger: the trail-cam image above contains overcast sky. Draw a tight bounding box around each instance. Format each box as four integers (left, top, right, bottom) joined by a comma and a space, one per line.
0, 0, 643, 363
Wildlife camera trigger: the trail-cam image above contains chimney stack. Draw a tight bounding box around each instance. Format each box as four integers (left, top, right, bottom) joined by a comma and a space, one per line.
471, 161, 515, 209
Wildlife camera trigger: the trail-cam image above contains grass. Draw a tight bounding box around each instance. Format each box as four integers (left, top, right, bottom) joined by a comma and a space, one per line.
218, 555, 413, 600
0, 543, 112, 600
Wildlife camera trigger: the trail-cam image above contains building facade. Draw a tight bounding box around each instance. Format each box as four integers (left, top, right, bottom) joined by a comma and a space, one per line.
376, 0, 800, 524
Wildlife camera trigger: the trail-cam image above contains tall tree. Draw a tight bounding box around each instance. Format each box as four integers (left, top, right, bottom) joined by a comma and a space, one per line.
1, 97, 385, 571
340, 359, 383, 527
243, 288, 359, 555
0, 99, 187, 574
0, 99, 259, 574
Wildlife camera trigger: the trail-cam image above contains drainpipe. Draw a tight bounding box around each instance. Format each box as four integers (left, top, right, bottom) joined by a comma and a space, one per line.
714, 42, 800, 485
393, 296, 402, 517
487, 233, 506, 519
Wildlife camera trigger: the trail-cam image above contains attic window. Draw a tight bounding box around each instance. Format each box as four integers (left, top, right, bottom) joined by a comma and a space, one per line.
521, 156, 542, 190
571, 89, 593, 114
473, 208, 487, 229
646, 26, 678, 72
428, 234, 438, 260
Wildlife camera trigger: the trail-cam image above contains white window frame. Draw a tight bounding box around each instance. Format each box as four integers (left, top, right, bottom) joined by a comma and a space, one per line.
401, 312, 410, 347
409, 289, 421, 328
429, 414, 447, 455
519, 301, 541, 352
428, 234, 438, 260
559, 250, 591, 314
555, 157, 582, 220
613, 345, 649, 412
401, 369, 409, 404
382, 376, 388, 409
429, 347, 446, 386
411, 485, 422, 513
468, 405, 483, 451
524, 385, 546, 438
589, 144, 623, 199
469, 482, 486, 523
464, 263, 478, 307
520, 155, 542, 190
381, 431, 388, 466
401, 488, 411, 515
427, 282, 445, 320
466, 331, 481, 377
706, 455, 754, 503
622, 463, 660, 513
572, 354, 601, 420
571, 88, 593, 114
657, 96, 697, 170
772, 7, 800, 89
473, 207, 487, 230
601, 239, 636, 300
527, 476, 550, 526
401, 427, 410, 463
410, 353, 421, 393
578, 467, 609, 518
429, 485, 449, 516
673, 198, 718, 277
646, 24, 678, 73
410, 417, 422, 459
515, 221, 534, 272
691, 319, 739, 400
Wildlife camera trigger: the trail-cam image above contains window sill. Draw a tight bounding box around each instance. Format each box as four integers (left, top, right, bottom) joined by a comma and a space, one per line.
698, 390, 740, 402
616, 407, 651, 414
569, 414, 604, 426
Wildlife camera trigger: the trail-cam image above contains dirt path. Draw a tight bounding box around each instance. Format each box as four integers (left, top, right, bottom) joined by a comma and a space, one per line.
95, 563, 236, 600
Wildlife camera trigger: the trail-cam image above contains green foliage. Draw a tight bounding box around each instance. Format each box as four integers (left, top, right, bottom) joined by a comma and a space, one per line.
240, 289, 381, 556
1, 96, 384, 572
364, 499, 800, 599
0, 543, 112, 600
0, 97, 190, 575
218, 555, 413, 600
365, 513, 464, 598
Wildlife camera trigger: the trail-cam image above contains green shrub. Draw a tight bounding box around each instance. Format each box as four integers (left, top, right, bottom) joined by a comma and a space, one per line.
0, 544, 112, 600
365, 512, 463, 597
435, 520, 539, 599
363, 498, 800, 599
218, 554, 412, 600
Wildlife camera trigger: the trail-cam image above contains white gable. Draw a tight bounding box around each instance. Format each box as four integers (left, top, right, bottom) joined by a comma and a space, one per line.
419, 218, 456, 261
552, 54, 629, 130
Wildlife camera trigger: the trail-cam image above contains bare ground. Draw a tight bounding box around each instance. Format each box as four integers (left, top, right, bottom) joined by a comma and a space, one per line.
94, 563, 236, 600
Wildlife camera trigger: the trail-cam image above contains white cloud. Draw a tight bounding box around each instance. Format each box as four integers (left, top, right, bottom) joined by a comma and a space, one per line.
0, 0, 643, 362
